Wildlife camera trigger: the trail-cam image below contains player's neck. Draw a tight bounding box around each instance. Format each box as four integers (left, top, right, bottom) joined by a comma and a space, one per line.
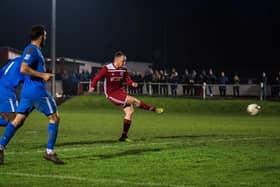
113, 62, 120, 69
31, 41, 41, 49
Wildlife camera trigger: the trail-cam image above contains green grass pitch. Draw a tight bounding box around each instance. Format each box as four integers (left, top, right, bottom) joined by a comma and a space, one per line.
0, 95, 280, 186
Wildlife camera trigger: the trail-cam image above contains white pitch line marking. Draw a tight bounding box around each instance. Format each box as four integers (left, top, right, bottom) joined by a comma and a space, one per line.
0, 172, 190, 187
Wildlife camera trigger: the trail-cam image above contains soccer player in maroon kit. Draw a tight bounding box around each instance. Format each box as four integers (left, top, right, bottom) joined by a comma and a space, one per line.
89, 51, 164, 141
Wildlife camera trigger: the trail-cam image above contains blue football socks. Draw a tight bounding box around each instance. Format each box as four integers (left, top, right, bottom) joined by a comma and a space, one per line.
47, 123, 58, 150
0, 122, 17, 148
0, 117, 8, 127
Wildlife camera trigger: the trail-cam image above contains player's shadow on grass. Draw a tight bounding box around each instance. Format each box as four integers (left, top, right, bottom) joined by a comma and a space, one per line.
55, 135, 218, 148
54, 140, 118, 147
66, 148, 161, 160
153, 134, 218, 140
97, 148, 161, 160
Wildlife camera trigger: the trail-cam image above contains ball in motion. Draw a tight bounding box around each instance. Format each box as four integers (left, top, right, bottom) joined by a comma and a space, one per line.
247, 104, 261, 116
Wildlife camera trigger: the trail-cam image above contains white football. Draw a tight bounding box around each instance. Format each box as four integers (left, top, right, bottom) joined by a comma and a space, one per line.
247, 104, 261, 116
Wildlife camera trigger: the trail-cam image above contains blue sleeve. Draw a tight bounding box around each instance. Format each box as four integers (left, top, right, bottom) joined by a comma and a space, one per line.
22, 47, 38, 66
15, 60, 25, 82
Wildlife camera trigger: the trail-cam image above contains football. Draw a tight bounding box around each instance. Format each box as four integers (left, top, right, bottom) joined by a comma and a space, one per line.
247, 104, 261, 116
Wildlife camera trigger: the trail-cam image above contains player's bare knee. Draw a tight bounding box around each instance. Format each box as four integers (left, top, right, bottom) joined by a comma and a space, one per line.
15, 121, 25, 129
54, 116, 60, 124
127, 96, 138, 106
133, 98, 141, 107
124, 107, 134, 117
50, 117, 59, 124
131, 106, 134, 114
12, 116, 25, 127
126, 111, 133, 117
7, 113, 16, 121
125, 112, 133, 120
48, 114, 60, 124
135, 98, 140, 104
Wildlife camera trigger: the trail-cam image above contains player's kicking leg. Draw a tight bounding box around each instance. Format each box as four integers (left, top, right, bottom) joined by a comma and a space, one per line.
126, 95, 164, 114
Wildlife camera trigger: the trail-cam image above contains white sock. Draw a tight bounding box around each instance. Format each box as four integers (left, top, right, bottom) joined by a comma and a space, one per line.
46, 148, 54, 154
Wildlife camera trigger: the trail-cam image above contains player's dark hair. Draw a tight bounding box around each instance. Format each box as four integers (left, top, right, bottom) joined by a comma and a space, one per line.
114, 51, 125, 58
30, 25, 46, 41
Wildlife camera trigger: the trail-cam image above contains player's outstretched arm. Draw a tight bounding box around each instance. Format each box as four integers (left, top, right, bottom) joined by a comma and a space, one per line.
89, 66, 107, 93
125, 71, 136, 87
20, 62, 54, 81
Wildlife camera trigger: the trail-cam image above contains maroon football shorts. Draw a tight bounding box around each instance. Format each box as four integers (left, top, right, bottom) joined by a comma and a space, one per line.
107, 89, 128, 108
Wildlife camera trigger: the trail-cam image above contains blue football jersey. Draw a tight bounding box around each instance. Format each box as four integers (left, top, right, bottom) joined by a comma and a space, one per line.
21, 44, 48, 98
0, 57, 25, 92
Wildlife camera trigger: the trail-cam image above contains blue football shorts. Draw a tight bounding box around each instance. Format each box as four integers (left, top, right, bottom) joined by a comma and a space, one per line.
0, 96, 18, 113
0, 86, 18, 113
16, 93, 57, 116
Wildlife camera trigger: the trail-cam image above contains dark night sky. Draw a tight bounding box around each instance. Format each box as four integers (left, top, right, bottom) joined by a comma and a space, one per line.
0, 0, 279, 75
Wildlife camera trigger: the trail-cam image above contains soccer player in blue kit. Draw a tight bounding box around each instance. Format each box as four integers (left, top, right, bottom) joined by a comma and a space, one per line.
0, 25, 64, 164
0, 57, 25, 127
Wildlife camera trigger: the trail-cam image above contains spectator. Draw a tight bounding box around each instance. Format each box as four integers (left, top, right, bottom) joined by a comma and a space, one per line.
273, 72, 280, 98
260, 72, 268, 100
55, 70, 62, 80
169, 68, 179, 96
181, 69, 190, 96
151, 69, 160, 95
134, 72, 144, 95
61, 70, 70, 95
199, 70, 208, 83
144, 69, 153, 95
159, 69, 168, 96
195, 70, 207, 96
129, 72, 137, 95
80, 70, 90, 91
218, 72, 228, 96
70, 71, 79, 95
233, 74, 240, 97
207, 69, 216, 96
189, 70, 197, 96
164, 70, 170, 95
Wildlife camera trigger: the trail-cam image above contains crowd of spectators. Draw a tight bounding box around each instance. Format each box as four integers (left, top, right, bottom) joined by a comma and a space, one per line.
56, 67, 280, 98
129, 67, 280, 98
56, 70, 94, 95
130, 67, 229, 96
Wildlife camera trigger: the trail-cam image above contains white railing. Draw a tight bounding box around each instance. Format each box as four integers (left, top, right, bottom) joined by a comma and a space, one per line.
76, 81, 280, 100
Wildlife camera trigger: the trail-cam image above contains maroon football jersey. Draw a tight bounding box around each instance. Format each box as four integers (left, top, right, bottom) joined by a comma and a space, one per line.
91, 63, 133, 96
